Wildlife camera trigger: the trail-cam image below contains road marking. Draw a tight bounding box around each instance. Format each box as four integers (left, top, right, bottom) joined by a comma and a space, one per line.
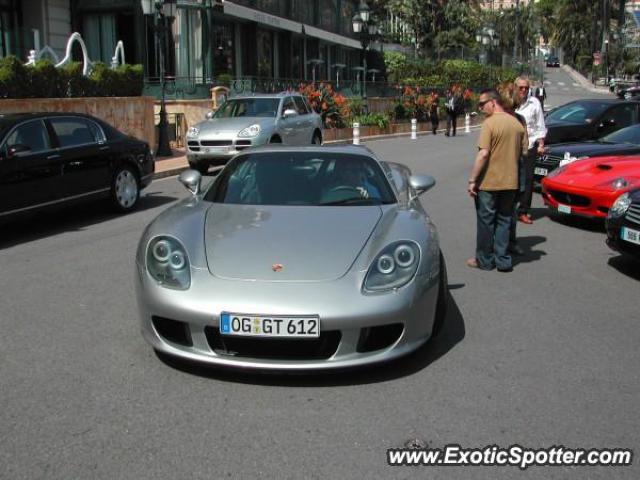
558, 82, 566, 86
572, 83, 580, 87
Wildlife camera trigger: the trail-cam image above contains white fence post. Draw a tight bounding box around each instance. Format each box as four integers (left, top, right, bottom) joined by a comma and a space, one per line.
411, 118, 417, 140
353, 122, 360, 145
465, 113, 471, 133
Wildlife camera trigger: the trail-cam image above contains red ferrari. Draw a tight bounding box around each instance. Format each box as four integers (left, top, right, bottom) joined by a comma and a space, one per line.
541, 155, 640, 218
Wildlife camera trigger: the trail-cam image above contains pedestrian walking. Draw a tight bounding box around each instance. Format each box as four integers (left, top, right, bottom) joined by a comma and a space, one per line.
445, 86, 463, 136
534, 82, 547, 111
429, 91, 440, 134
514, 75, 547, 225
467, 88, 528, 272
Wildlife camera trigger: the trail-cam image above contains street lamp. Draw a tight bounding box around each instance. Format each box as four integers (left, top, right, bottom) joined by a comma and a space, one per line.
352, 1, 377, 112
140, 0, 176, 157
475, 25, 496, 65
604, 38, 610, 85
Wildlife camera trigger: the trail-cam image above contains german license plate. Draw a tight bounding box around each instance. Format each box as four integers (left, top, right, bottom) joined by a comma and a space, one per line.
219, 312, 320, 338
534, 167, 548, 176
621, 226, 640, 245
558, 204, 571, 214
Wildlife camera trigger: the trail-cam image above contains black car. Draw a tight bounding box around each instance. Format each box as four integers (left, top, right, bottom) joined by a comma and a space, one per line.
616, 84, 640, 99
544, 99, 640, 146
0, 112, 154, 221
606, 188, 640, 260
535, 123, 640, 180
546, 56, 560, 67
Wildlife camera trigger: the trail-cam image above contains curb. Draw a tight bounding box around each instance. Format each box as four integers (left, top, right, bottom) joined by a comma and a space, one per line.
151, 124, 483, 180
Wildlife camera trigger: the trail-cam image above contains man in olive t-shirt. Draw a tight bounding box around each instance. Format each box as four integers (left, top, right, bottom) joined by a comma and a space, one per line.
467, 88, 527, 272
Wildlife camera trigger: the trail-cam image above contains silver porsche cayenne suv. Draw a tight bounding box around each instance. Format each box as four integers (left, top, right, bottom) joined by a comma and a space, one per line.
186, 92, 323, 174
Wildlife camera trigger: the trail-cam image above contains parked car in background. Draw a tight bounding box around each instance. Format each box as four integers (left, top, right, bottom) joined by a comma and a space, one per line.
185, 93, 323, 174
606, 187, 640, 260
541, 155, 640, 219
616, 84, 640, 99
546, 56, 560, 67
135, 145, 448, 371
544, 99, 640, 146
0, 112, 154, 222
535, 124, 640, 181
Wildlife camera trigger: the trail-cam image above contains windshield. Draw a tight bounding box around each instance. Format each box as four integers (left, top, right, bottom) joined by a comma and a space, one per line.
213, 98, 280, 118
205, 152, 397, 206
546, 102, 610, 124
600, 125, 640, 144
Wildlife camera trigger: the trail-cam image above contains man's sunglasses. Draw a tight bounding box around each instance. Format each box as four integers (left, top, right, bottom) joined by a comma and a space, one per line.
517, 85, 529, 90
478, 99, 493, 108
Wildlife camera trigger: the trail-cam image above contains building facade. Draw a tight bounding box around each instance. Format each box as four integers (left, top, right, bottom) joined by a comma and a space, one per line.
1, 1, 375, 99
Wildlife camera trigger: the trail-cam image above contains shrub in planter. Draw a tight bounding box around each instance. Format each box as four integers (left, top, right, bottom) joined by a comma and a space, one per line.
28, 59, 62, 98
350, 112, 391, 129
0, 56, 29, 98
59, 62, 96, 97
299, 82, 350, 128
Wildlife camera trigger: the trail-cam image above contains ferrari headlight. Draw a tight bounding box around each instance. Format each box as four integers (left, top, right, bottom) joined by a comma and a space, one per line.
146, 236, 191, 290
238, 124, 261, 137
187, 126, 199, 137
611, 177, 629, 190
364, 241, 420, 292
608, 192, 631, 219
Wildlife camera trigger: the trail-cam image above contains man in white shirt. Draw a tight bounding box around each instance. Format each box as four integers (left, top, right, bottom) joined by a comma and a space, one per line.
514, 75, 547, 225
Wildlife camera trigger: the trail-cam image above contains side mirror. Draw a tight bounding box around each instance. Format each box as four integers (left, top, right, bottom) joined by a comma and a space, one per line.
8, 144, 31, 158
409, 175, 436, 201
283, 108, 298, 118
206, 111, 214, 120
179, 169, 202, 196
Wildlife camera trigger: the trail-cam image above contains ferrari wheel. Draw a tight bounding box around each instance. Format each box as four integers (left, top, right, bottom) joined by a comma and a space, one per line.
432, 251, 448, 337
111, 165, 139, 212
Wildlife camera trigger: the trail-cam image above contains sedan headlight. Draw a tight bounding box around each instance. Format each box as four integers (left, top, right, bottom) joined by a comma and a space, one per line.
187, 126, 199, 137
238, 124, 261, 137
146, 236, 191, 290
608, 192, 631, 219
364, 241, 420, 292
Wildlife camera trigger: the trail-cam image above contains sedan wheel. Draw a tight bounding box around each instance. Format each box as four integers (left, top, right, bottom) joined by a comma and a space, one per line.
312, 132, 322, 145
111, 166, 139, 212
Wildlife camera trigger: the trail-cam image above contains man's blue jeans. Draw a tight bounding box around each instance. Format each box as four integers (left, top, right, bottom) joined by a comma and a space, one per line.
475, 190, 517, 270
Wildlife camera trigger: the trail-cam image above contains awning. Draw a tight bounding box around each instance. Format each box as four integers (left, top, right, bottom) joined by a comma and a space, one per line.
302, 25, 362, 49
223, 1, 302, 34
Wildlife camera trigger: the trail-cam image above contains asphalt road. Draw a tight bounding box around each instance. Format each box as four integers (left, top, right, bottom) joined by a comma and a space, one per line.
1, 67, 638, 480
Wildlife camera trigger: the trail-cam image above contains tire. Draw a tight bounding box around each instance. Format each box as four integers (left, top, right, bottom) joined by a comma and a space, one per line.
189, 162, 209, 175
431, 251, 448, 337
269, 135, 282, 143
312, 131, 322, 145
111, 165, 140, 212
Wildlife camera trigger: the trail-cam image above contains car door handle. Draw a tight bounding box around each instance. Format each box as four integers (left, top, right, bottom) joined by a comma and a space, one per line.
99, 146, 109, 151
47, 154, 60, 160
69, 161, 82, 166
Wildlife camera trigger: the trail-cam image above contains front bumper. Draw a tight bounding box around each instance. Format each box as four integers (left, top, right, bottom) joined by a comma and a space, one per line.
606, 216, 640, 258
135, 265, 440, 371
186, 135, 265, 165
541, 182, 618, 219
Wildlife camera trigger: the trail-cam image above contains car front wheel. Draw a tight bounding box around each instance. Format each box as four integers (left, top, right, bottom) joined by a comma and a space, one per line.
431, 251, 448, 337
111, 165, 140, 212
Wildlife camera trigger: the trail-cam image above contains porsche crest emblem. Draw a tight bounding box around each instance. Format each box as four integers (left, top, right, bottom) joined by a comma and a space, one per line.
272, 263, 284, 272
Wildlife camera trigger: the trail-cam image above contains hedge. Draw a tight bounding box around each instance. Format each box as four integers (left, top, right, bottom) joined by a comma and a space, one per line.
0, 56, 144, 98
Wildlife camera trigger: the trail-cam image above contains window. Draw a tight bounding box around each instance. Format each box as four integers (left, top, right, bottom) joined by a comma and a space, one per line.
603, 105, 638, 129
49, 118, 98, 148
293, 96, 309, 115
281, 97, 296, 114
3, 120, 50, 155
173, 8, 205, 81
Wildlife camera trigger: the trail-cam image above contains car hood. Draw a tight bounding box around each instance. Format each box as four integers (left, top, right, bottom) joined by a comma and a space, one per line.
546, 141, 640, 158
196, 117, 272, 134
548, 156, 640, 191
204, 204, 382, 281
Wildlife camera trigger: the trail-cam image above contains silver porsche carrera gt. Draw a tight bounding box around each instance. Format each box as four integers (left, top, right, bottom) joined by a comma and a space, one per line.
135, 145, 448, 371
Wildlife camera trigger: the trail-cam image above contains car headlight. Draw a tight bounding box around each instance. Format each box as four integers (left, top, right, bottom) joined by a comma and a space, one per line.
187, 126, 199, 137
364, 241, 420, 292
238, 124, 261, 137
611, 177, 629, 190
146, 236, 191, 290
608, 192, 631, 219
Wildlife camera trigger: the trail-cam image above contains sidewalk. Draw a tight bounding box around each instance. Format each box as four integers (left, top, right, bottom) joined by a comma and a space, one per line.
560, 64, 612, 95
153, 122, 483, 179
